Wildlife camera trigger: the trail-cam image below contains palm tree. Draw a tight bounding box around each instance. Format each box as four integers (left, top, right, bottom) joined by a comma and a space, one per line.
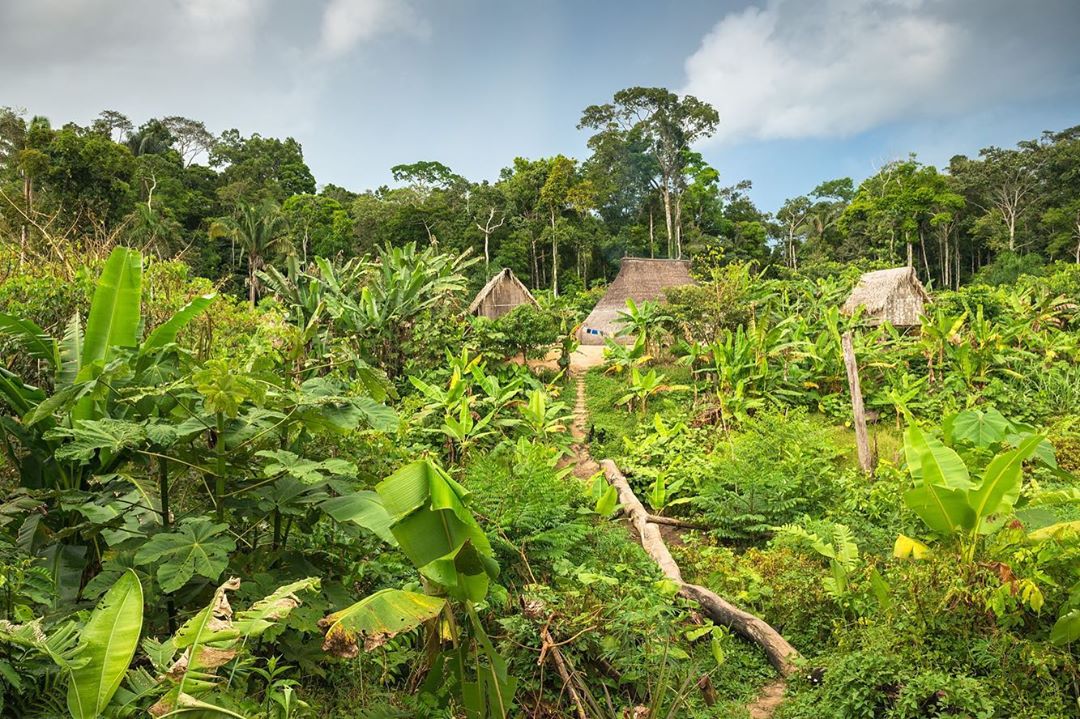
213, 202, 287, 306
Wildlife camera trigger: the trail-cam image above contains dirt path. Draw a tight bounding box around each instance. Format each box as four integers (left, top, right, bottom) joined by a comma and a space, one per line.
746, 679, 786, 718
567, 371, 599, 481
567, 366, 788, 719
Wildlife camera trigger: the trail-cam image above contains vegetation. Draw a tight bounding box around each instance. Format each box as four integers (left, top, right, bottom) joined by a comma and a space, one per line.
0, 89, 1077, 718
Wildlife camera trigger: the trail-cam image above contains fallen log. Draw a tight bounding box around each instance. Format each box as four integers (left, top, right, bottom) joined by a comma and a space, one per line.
600, 459, 799, 676
646, 514, 706, 530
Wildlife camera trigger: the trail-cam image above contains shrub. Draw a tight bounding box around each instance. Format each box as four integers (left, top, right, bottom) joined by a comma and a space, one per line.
697, 409, 845, 542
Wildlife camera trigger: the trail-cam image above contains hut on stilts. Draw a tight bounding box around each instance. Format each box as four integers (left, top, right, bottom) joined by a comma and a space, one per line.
578, 258, 695, 345
469, 268, 539, 320
841, 266, 930, 327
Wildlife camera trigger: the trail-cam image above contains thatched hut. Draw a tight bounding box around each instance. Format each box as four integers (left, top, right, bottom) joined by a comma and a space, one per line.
469, 268, 538, 320
841, 266, 930, 327
578, 258, 695, 345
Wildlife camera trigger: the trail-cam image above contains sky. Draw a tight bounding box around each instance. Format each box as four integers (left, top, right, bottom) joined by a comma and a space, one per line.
2, 0, 1080, 212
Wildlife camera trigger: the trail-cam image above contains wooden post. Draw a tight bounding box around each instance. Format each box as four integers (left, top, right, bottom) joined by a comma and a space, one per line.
842, 331, 875, 474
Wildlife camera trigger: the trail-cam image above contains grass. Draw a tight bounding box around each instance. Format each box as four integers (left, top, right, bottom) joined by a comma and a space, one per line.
583, 363, 696, 460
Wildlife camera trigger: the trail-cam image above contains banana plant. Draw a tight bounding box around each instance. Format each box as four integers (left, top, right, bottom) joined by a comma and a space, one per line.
602, 334, 649, 375
0, 246, 213, 491
518, 389, 570, 447
615, 367, 687, 414
0, 571, 317, 718
918, 308, 966, 384
901, 420, 1045, 562
615, 298, 672, 356
320, 459, 515, 717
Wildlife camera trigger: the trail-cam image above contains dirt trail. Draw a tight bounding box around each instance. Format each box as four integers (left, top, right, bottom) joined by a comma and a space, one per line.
567, 365, 788, 719
567, 371, 600, 480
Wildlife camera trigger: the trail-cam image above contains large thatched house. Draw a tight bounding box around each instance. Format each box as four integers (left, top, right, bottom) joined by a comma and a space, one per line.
841, 266, 930, 327
578, 258, 695, 345
469, 268, 538, 320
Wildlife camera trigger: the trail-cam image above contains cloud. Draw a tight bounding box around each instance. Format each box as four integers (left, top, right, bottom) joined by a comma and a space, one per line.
319, 0, 428, 57
682, 0, 1080, 144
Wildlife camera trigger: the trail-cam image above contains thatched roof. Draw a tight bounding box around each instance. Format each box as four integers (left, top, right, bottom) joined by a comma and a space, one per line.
579, 258, 695, 345
469, 268, 538, 319
841, 266, 930, 327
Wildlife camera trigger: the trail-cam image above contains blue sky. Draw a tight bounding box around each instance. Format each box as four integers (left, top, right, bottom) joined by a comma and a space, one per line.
2, 0, 1079, 212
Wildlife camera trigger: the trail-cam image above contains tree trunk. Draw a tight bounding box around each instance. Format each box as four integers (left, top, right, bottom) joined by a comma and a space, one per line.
648, 209, 655, 258
550, 208, 559, 297
600, 459, 799, 675
661, 186, 674, 258
842, 332, 875, 474
674, 193, 683, 259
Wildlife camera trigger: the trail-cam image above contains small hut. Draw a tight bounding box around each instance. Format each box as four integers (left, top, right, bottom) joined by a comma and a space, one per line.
578, 258, 695, 345
469, 268, 538, 320
841, 266, 930, 327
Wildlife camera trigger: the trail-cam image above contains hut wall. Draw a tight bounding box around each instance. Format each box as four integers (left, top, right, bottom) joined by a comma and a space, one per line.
474, 276, 535, 319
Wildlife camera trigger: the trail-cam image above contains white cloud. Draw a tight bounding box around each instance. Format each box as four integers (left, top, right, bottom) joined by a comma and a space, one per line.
319, 0, 428, 57
681, 0, 1072, 144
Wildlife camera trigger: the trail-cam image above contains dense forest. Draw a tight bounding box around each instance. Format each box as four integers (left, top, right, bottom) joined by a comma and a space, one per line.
0, 87, 1077, 719
3, 88, 1079, 298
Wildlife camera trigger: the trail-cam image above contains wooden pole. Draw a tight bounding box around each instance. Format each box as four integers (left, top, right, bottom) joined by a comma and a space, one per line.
841, 331, 875, 474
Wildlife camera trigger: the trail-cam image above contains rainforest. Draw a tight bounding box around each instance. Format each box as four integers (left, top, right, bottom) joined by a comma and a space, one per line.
1, 62, 1079, 719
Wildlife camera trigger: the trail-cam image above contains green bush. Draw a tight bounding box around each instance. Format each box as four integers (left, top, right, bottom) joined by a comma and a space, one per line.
697, 409, 845, 542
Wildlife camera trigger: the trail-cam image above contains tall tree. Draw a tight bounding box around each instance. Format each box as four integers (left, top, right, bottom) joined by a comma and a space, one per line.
539, 155, 576, 296
161, 116, 214, 167
579, 87, 718, 258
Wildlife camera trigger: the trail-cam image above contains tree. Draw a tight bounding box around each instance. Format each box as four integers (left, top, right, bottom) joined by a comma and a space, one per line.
580, 87, 719, 258
161, 116, 214, 166
43, 124, 135, 231
470, 181, 507, 275
1042, 199, 1080, 263
973, 144, 1046, 253
125, 119, 174, 157
500, 158, 550, 288
775, 195, 812, 269
212, 130, 316, 204
282, 193, 352, 260
91, 110, 133, 143
388, 161, 467, 246
539, 155, 576, 296
212, 202, 288, 305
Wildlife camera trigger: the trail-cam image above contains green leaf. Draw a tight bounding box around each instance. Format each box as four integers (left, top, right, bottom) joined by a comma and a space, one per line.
134, 518, 235, 593
904, 447, 975, 536
80, 246, 142, 370
67, 569, 143, 719
45, 418, 146, 463
1027, 521, 1080, 543
142, 295, 214, 354
904, 424, 971, 489
320, 492, 397, 545
1050, 608, 1080, 645
377, 459, 498, 601
57, 313, 83, 387
967, 434, 1043, 522
318, 588, 445, 658
0, 313, 57, 369
257, 449, 356, 484
594, 484, 618, 517
950, 408, 1009, 448
1028, 487, 1080, 507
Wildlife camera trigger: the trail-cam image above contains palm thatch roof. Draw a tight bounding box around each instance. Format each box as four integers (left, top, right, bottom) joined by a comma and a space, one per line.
469, 268, 538, 319
578, 258, 695, 345
841, 266, 930, 327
